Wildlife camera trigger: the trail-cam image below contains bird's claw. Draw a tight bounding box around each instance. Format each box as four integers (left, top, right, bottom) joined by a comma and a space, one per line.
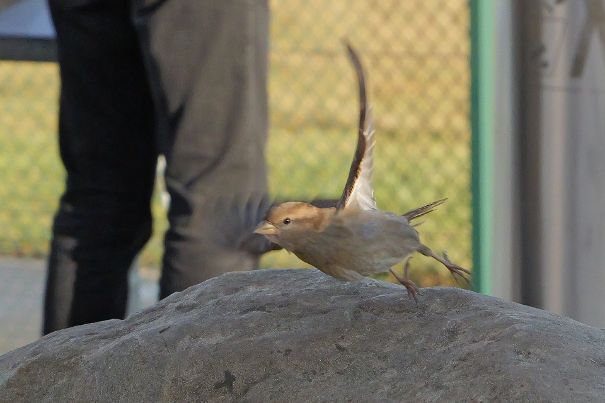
390, 269, 420, 304
442, 251, 471, 286
405, 282, 420, 304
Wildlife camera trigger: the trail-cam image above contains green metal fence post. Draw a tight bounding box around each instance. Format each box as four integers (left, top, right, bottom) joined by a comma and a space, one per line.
470, 0, 494, 294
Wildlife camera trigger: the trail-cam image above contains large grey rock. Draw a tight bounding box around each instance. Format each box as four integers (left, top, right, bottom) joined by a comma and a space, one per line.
1, 269, 604, 402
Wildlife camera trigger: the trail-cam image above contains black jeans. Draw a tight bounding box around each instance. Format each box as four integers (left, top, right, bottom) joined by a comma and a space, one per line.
43, 0, 272, 334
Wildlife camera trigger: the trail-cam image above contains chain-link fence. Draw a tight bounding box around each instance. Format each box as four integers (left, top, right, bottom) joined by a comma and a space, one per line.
0, 0, 470, 286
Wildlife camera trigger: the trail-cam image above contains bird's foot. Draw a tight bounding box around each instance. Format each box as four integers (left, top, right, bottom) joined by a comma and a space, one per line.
441, 251, 471, 286
390, 269, 420, 304
418, 245, 471, 287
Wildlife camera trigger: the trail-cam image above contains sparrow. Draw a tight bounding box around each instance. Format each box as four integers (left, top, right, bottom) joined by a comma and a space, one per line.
255, 43, 470, 302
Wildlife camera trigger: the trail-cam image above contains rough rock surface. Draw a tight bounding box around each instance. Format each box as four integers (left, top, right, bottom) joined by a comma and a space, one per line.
1, 269, 605, 402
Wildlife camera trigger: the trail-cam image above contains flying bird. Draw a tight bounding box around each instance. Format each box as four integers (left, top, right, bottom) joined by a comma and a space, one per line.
255, 43, 470, 302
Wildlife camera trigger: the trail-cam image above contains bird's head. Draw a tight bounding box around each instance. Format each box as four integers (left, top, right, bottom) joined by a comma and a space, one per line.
254, 201, 333, 249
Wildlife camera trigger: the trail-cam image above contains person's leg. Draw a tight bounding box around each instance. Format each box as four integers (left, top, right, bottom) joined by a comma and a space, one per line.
132, 0, 272, 297
44, 0, 157, 334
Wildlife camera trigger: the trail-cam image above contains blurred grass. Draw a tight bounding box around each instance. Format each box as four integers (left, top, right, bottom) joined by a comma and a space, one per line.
0, 0, 470, 287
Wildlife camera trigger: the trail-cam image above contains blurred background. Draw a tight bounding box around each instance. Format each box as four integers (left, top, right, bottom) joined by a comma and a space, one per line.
0, 0, 604, 353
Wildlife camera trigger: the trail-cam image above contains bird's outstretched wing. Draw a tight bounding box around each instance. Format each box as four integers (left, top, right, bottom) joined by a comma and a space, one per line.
337, 42, 377, 211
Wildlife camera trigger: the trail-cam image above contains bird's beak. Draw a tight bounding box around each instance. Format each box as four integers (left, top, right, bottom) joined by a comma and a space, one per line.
254, 221, 278, 236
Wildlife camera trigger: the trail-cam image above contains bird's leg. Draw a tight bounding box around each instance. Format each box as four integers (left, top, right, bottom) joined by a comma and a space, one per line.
390, 268, 419, 304
418, 245, 471, 285
403, 257, 412, 281
402, 258, 422, 295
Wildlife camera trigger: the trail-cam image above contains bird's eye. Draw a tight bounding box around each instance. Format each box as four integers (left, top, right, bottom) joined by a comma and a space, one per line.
283, 218, 291, 225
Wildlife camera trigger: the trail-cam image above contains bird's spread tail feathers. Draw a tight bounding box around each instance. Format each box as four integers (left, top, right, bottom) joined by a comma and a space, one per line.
402, 198, 447, 222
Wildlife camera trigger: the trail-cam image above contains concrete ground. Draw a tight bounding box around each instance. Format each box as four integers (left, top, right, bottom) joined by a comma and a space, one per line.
0, 257, 159, 355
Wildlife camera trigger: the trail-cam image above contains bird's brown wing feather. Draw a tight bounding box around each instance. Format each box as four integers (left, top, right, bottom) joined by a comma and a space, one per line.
337, 42, 377, 212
